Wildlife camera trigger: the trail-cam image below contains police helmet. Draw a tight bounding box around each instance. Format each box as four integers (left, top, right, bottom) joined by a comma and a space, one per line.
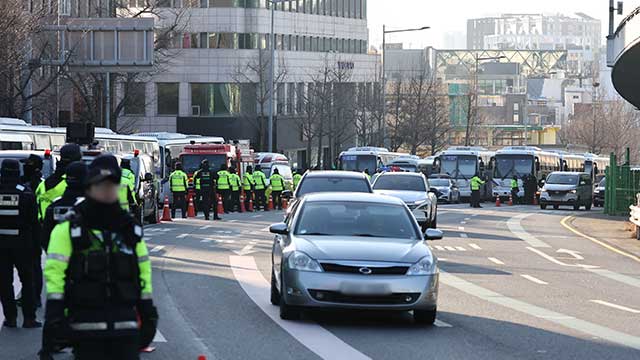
65, 161, 88, 190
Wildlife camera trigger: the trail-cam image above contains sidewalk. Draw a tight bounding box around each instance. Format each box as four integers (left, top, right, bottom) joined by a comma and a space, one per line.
567, 212, 640, 258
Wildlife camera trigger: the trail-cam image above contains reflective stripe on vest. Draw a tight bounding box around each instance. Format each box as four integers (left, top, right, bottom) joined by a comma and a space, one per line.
0, 193, 20, 237
217, 171, 230, 189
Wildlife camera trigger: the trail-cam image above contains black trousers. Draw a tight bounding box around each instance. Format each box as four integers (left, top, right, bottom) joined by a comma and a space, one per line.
74, 336, 139, 360
511, 189, 519, 204
254, 189, 266, 210
231, 191, 240, 211
33, 247, 43, 306
219, 189, 231, 212
271, 191, 282, 210
194, 190, 201, 215
172, 191, 187, 218
471, 190, 481, 208
0, 248, 36, 322
201, 190, 213, 219
244, 190, 253, 211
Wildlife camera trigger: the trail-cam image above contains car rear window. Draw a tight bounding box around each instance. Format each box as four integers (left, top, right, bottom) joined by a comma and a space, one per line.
296, 177, 371, 197
373, 175, 426, 192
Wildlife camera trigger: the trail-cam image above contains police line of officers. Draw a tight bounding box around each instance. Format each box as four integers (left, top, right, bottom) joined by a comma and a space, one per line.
0, 144, 157, 360
168, 161, 303, 219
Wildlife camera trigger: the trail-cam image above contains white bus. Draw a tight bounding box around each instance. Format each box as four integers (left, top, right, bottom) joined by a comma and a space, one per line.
434, 147, 495, 200
388, 155, 422, 172
492, 146, 560, 199
583, 153, 610, 182
338, 147, 409, 173
0, 118, 66, 151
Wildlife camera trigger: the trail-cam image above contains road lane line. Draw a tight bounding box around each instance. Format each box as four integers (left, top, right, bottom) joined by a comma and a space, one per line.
434, 245, 445, 251
585, 268, 640, 289
507, 214, 551, 248
521, 274, 548, 285
230, 256, 371, 360
457, 226, 465, 231
464, 218, 471, 221
460, 233, 468, 238
200, 225, 212, 230
469, 243, 481, 250
177, 234, 189, 239
150, 246, 165, 253
455, 246, 467, 252
561, 216, 640, 263
252, 215, 263, 218
488, 257, 504, 265
440, 271, 640, 350
460, 221, 467, 225
444, 246, 456, 251
434, 319, 453, 328
153, 330, 168, 342
590, 300, 640, 314
201, 239, 213, 243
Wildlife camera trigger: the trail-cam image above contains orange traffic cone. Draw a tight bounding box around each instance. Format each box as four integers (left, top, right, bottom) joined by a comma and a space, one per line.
248, 196, 254, 212
268, 197, 274, 211
240, 192, 246, 213
282, 198, 288, 210
508, 193, 514, 206
495, 195, 501, 207
187, 195, 196, 217
533, 194, 539, 206
217, 195, 224, 214
161, 196, 172, 222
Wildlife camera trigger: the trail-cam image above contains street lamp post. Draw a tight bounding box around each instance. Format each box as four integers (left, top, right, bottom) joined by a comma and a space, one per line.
465, 54, 506, 146
381, 25, 430, 149
268, 0, 287, 152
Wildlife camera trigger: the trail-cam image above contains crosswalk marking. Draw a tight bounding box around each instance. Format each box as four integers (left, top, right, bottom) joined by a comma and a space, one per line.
444, 246, 456, 251
434, 319, 453, 328
150, 246, 165, 253
488, 257, 505, 265
434, 245, 445, 251
459, 233, 468, 238
455, 246, 467, 252
469, 243, 482, 250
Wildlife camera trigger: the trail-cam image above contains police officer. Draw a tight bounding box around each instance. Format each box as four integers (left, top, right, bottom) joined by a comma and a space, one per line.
192, 164, 202, 216
293, 169, 303, 190
242, 166, 255, 212
194, 160, 220, 221
42, 162, 88, 251
229, 166, 241, 212
35, 144, 82, 221
0, 159, 41, 328
470, 173, 485, 208
43, 155, 157, 359
363, 168, 371, 182
270, 168, 285, 210
511, 176, 520, 205
22, 154, 45, 308
169, 162, 188, 218
119, 159, 138, 215
253, 165, 267, 211
217, 164, 231, 213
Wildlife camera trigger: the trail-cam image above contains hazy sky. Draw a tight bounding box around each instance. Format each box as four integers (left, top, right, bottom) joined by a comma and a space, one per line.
367, 0, 640, 49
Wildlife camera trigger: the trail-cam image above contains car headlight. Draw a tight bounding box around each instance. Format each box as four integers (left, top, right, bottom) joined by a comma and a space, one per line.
287, 251, 323, 272
570, 190, 577, 194
407, 255, 438, 276
594, 189, 600, 194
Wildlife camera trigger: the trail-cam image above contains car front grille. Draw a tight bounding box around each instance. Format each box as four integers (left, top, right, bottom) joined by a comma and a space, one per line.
320, 263, 410, 275
308, 290, 421, 305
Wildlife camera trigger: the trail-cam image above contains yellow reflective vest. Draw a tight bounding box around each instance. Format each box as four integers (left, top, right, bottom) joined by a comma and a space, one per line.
270, 174, 284, 191
217, 170, 230, 190
169, 170, 188, 192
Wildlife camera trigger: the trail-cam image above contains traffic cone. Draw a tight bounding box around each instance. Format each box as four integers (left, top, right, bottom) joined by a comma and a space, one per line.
495, 195, 501, 207
240, 192, 246, 213
217, 195, 224, 214
282, 198, 288, 210
268, 197, 274, 211
533, 194, 539, 206
248, 196, 254, 212
187, 195, 196, 218
198, 356, 206, 360
508, 193, 514, 206
161, 196, 172, 222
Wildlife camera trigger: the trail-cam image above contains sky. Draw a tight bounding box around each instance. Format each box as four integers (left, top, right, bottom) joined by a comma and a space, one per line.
367, 0, 640, 49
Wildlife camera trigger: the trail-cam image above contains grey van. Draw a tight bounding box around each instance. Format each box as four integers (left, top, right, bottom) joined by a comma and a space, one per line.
539, 172, 593, 210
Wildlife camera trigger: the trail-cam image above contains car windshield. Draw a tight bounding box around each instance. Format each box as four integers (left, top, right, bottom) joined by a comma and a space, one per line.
268, 164, 293, 180
373, 175, 426, 192
429, 179, 450, 187
439, 155, 477, 179
181, 154, 226, 174
294, 201, 419, 240
392, 164, 417, 172
296, 177, 371, 197
495, 155, 534, 179
341, 154, 377, 172
546, 174, 579, 185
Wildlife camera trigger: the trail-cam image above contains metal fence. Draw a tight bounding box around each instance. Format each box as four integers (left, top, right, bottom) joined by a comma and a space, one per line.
605, 149, 640, 216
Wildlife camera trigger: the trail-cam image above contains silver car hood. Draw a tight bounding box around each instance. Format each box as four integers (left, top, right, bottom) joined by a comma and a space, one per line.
294, 236, 428, 263
373, 190, 427, 203
544, 184, 577, 191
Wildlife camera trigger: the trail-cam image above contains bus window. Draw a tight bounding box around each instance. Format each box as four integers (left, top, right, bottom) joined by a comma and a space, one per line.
34, 134, 51, 150
51, 135, 66, 150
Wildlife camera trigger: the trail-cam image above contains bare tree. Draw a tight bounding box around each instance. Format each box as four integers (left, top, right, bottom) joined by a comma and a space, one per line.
386, 76, 406, 152
232, 50, 287, 151
354, 81, 382, 147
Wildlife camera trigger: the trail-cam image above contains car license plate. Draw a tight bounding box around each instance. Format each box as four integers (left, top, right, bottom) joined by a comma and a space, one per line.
340, 282, 390, 296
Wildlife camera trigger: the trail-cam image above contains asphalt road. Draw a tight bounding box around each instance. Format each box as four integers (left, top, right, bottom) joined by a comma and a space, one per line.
1, 203, 639, 359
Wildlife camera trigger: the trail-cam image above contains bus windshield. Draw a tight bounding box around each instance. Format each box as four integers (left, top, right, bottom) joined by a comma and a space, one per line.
181, 154, 227, 174
440, 155, 477, 179
495, 155, 534, 179
341, 155, 377, 173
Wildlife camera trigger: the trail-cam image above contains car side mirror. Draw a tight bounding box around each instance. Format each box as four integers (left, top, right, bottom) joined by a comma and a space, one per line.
425, 229, 443, 241
144, 173, 154, 182
269, 223, 289, 235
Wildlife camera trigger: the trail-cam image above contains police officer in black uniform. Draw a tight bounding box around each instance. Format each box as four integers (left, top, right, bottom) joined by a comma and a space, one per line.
0, 159, 41, 328
194, 159, 221, 221
22, 154, 45, 308
42, 162, 88, 251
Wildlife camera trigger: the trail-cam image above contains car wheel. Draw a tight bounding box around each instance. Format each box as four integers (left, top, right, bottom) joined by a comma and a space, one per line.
279, 275, 301, 320
270, 269, 280, 306
540, 204, 547, 210
414, 308, 437, 325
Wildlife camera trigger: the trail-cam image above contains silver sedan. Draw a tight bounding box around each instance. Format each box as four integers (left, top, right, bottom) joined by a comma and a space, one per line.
270, 192, 442, 325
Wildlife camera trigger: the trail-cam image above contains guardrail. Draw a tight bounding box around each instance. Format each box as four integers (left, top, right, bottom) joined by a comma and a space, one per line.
628, 193, 640, 240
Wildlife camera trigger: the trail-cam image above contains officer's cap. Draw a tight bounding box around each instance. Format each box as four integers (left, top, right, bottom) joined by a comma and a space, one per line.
59, 143, 82, 162
65, 161, 88, 189
26, 154, 43, 170
87, 155, 121, 186
0, 159, 20, 181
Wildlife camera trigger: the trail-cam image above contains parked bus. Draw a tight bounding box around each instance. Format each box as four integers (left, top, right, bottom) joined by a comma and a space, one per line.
492, 146, 560, 199
388, 155, 422, 172
434, 147, 495, 200
418, 157, 436, 177
338, 147, 409, 173
583, 153, 610, 182
0, 118, 66, 151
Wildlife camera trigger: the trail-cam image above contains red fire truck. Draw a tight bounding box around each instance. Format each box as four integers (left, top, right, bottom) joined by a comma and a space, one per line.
178, 142, 254, 187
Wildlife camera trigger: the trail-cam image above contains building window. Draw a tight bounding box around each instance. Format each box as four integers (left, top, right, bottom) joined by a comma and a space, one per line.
277, 85, 285, 114
124, 83, 146, 116
59, 0, 71, 15
208, 33, 238, 49
287, 83, 295, 114
191, 83, 241, 116
157, 83, 179, 116
296, 82, 304, 113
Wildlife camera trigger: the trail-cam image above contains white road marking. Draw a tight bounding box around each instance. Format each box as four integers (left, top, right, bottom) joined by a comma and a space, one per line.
460, 233, 468, 238
440, 271, 640, 350
556, 249, 584, 260
150, 246, 165, 253
464, 218, 471, 221
153, 330, 167, 343
261, 227, 271, 232
434, 319, 453, 328
460, 221, 467, 225
444, 246, 457, 251
472, 214, 479, 217
488, 257, 505, 265
252, 215, 263, 218
590, 300, 640, 314
469, 243, 482, 250
457, 226, 465, 231
585, 269, 640, 289
177, 234, 189, 239
232, 244, 258, 256
200, 239, 213, 243
455, 246, 467, 252
507, 214, 551, 248
521, 274, 548, 285
230, 256, 371, 360
434, 245, 445, 251
526, 247, 598, 269
228, 220, 238, 223
200, 225, 213, 230
438, 258, 449, 262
